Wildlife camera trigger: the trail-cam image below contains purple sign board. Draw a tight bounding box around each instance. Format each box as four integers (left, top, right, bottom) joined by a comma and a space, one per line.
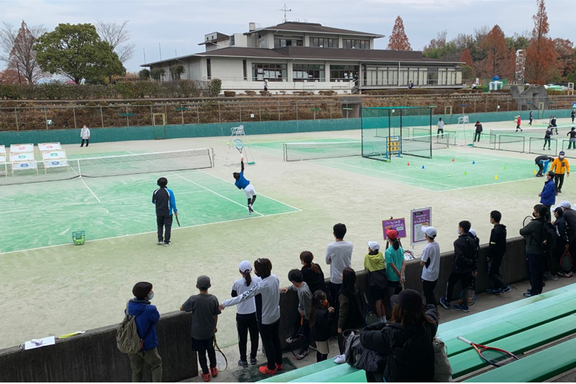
382, 218, 407, 240
411, 207, 432, 245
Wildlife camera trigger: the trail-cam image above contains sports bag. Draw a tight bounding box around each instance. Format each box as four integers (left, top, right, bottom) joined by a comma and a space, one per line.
116, 301, 143, 354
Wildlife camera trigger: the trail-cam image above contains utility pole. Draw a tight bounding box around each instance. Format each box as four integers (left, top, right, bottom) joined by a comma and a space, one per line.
279, 3, 292, 22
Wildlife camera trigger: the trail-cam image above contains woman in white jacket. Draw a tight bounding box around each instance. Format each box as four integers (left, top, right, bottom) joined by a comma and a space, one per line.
80, 125, 90, 147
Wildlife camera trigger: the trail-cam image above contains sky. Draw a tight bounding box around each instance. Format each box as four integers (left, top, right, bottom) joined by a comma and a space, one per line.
1, 0, 575, 73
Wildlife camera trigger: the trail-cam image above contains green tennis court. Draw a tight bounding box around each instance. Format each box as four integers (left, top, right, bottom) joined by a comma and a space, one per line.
0, 169, 299, 253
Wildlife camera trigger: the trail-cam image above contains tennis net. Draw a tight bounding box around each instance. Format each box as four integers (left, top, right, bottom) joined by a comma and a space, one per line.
0, 148, 214, 186
283, 141, 361, 161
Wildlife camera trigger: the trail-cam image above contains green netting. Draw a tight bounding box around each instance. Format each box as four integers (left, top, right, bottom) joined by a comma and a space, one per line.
282, 141, 360, 161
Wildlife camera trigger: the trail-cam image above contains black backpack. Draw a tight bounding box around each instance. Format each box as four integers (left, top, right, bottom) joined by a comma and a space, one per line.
541, 221, 557, 253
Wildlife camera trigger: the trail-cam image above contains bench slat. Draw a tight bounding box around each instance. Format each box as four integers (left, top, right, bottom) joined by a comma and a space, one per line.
259, 359, 336, 382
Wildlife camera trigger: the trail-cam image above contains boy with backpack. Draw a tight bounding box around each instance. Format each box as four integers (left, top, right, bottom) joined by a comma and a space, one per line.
180, 276, 221, 382
281, 269, 312, 359
121, 282, 163, 382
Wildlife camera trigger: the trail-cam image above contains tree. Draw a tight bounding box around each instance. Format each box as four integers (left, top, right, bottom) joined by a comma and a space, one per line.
35, 23, 125, 84
0, 68, 19, 84
422, 31, 459, 60
554, 38, 575, 80
525, 0, 558, 84
95, 20, 136, 64
460, 48, 474, 67
150, 68, 165, 81
170, 65, 185, 80
387, 16, 411, 51
0, 21, 46, 83
139, 69, 150, 80
480, 25, 511, 79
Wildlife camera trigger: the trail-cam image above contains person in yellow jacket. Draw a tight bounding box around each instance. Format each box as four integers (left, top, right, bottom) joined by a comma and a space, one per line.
364, 241, 388, 321
551, 151, 570, 193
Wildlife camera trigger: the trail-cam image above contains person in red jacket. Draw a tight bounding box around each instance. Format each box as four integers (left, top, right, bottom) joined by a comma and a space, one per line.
516, 115, 522, 132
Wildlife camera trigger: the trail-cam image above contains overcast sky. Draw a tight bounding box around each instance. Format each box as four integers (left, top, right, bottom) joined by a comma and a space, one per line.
1, 0, 574, 73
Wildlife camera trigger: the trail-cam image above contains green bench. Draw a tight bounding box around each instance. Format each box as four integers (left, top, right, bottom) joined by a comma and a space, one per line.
259, 360, 336, 382
465, 337, 576, 382
450, 314, 576, 378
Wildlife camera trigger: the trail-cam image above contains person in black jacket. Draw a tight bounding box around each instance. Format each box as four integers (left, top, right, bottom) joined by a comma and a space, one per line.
486, 211, 511, 295
520, 205, 546, 297
309, 290, 334, 362
553, 207, 572, 277
360, 289, 438, 382
336, 268, 365, 357
535, 155, 554, 177
300, 251, 328, 298
440, 220, 477, 312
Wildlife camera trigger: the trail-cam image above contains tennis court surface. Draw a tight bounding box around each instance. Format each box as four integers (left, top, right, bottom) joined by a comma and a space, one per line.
0, 167, 299, 254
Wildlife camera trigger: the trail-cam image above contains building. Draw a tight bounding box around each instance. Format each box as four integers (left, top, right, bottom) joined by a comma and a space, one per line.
142, 21, 464, 94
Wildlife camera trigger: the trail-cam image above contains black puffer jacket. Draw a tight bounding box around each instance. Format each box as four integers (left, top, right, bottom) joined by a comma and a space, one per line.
359, 305, 438, 382
453, 233, 478, 273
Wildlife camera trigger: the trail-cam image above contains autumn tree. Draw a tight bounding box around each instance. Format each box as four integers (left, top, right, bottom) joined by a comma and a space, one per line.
460, 48, 474, 67
95, 20, 136, 64
35, 23, 125, 84
554, 38, 575, 80
387, 16, 411, 51
0, 21, 46, 83
480, 25, 512, 79
0, 68, 19, 84
525, 0, 558, 84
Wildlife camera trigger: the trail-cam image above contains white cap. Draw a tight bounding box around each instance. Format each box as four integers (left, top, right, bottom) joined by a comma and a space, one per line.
421, 226, 437, 238
560, 201, 571, 209
367, 241, 380, 251
238, 260, 252, 272
469, 229, 477, 237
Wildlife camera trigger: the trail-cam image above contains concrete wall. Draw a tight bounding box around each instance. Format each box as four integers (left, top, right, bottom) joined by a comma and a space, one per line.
0, 236, 528, 382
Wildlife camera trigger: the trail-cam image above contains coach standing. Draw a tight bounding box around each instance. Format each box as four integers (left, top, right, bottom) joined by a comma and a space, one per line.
152, 177, 178, 246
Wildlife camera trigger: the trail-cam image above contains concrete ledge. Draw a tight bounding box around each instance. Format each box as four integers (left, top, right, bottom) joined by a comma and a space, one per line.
0, 236, 526, 381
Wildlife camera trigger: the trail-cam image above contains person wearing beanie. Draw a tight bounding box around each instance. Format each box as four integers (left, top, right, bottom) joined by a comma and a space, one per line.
230, 261, 261, 367
126, 282, 163, 382
550, 151, 570, 193
364, 241, 388, 321
359, 289, 438, 382
180, 275, 221, 382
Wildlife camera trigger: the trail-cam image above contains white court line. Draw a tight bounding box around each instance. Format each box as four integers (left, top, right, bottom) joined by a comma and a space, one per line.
0, 209, 299, 256
195, 170, 302, 212
80, 178, 101, 203
171, 172, 265, 216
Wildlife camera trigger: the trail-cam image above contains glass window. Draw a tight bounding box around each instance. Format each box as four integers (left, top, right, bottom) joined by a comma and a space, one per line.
343, 39, 369, 49
274, 38, 304, 48
310, 37, 337, 48
293, 64, 325, 81
330, 65, 359, 82
252, 63, 287, 82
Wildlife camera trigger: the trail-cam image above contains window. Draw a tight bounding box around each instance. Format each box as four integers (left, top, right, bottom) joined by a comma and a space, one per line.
293, 64, 325, 81
252, 63, 287, 81
243, 60, 247, 80
343, 39, 369, 49
274, 38, 304, 48
206, 58, 211, 79
310, 37, 337, 48
330, 65, 359, 82
230, 35, 235, 46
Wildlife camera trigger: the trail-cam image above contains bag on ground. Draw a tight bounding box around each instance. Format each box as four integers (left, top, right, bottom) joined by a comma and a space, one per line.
433, 337, 453, 382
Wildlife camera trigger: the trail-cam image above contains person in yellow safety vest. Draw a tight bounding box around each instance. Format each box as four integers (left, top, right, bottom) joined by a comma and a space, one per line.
551, 151, 570, 193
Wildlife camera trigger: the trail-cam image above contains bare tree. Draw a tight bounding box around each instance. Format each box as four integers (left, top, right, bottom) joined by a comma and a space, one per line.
95, 20, 136, 63
0, 21, 46, 83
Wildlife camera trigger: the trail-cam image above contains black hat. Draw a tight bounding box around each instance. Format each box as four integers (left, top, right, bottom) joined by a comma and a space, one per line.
390, 289, 423, 311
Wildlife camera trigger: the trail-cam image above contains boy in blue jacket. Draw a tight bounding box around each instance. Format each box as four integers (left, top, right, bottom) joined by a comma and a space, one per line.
539, 171, 556, 221
127, 281, 162, 382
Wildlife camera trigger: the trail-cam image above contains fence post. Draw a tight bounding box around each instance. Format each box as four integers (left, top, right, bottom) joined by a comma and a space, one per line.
14, 107, 19, 131
278, 101, 280, 121
296, 101, 298, 121
197, 103, 200, 124
239, 101, 242, 122
100, 106, 104, 128
73, 107, 77, 129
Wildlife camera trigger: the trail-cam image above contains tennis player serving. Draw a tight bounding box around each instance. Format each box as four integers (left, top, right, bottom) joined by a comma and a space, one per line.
233, 156, 257, 215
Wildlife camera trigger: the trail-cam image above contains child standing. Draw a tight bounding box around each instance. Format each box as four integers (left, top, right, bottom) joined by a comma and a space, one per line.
230, 261, 261, 367
420, 226, 440, 305
364, 241, 388, 321
384, 229, 409, 316
152, 177, 178, 246
309, 290, 334, 362
281, 269, 312, 359
180, 275, 221, 382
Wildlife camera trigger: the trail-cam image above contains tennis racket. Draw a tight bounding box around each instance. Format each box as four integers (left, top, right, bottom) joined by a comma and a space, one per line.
234, 138, 244, 154
523, 215, 533, 227
290, 315, 309, 360
175, 214, 180, 227
457, 336, 518, 367
213, 335, 228, 371
560, 250, 573, 273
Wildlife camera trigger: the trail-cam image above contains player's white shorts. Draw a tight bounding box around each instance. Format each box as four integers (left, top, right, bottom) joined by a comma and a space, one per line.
244, 184, 256, 198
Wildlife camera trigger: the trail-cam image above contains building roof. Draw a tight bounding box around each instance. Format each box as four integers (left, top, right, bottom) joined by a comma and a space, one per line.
246, 21, 384, 38
198, 32, 230, 46
143, 47, 463, 67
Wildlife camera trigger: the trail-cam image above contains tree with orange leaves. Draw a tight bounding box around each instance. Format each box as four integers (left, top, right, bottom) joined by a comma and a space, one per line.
480, 25, 511, 79
387, 16, 412, 51
525, 0, 558, 84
